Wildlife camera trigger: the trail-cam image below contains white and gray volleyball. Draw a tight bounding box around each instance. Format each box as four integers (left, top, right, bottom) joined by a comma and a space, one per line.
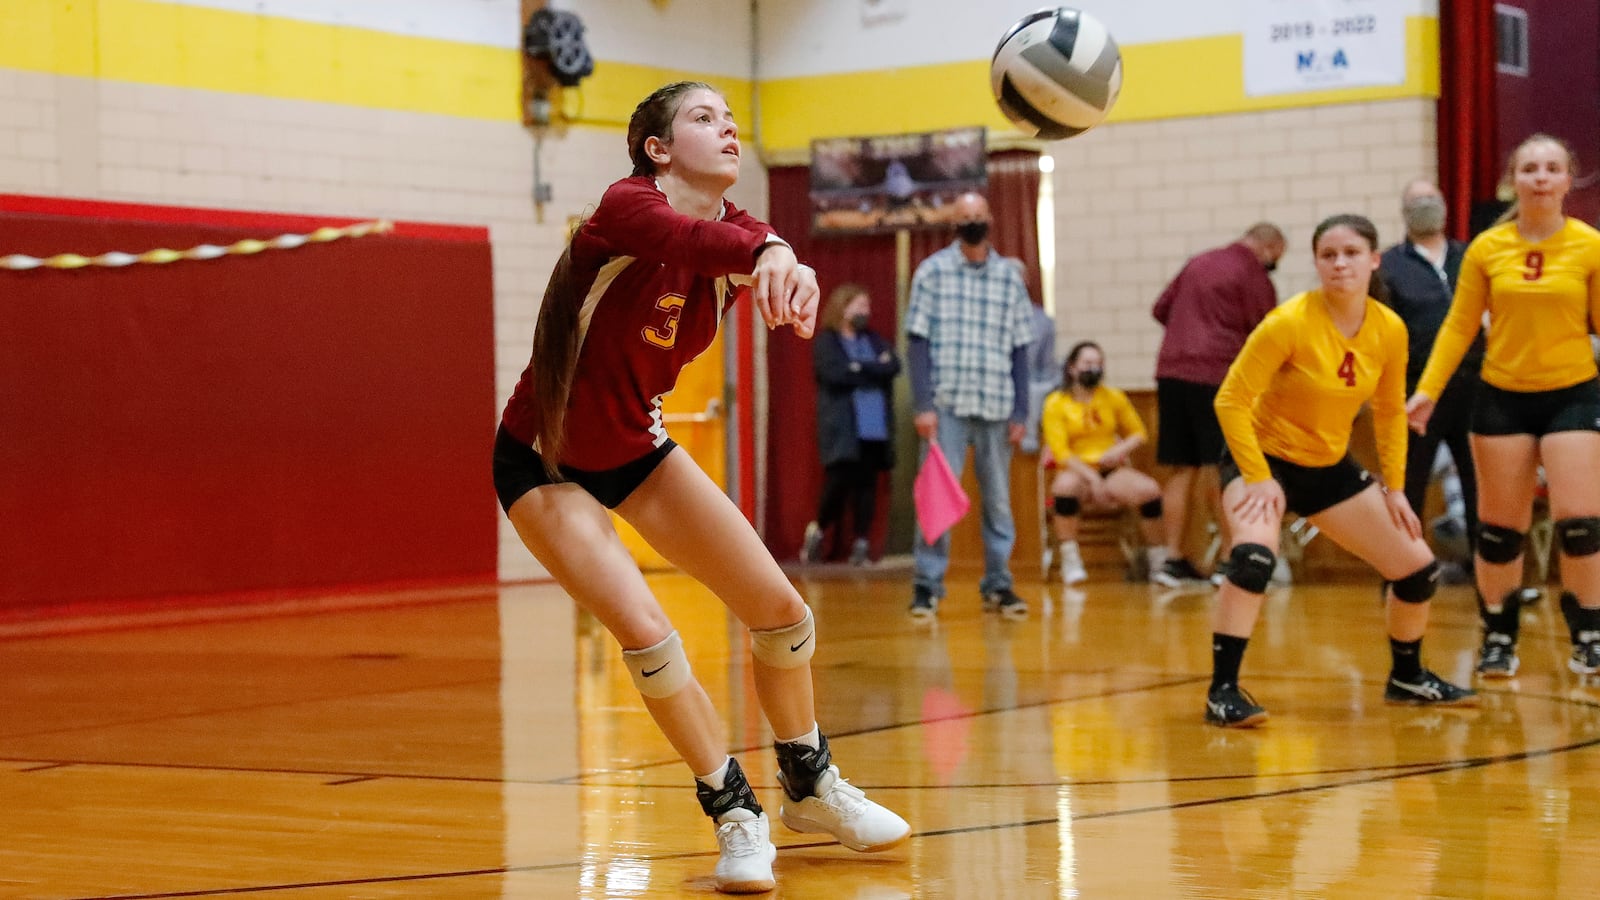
991, 7, 1123, 140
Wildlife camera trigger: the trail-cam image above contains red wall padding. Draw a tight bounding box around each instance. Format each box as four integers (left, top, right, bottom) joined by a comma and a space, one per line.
0, 212, 497, 609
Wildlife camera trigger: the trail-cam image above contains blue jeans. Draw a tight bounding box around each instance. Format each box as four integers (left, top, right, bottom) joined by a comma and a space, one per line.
913, 409, 1015, 597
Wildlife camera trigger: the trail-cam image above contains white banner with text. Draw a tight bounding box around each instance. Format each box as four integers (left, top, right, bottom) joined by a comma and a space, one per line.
1244, 0, 1406, 96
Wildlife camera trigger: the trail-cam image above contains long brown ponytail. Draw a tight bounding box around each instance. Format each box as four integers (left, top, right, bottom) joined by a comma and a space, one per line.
528, 245, 580, 477
526, 81, 720, 477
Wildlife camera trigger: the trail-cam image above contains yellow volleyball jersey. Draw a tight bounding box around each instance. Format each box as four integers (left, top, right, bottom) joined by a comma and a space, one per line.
1215, 290, 1409, 488
1417, 217, 1600, 396
1041, 385, 1146, 466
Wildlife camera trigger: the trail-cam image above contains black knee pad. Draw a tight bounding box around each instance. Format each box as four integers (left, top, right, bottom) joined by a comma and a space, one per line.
1477, 522, 1526, 564
1390, 561, 1440, 603
1557, 517, 1600, 556
1054, 496, 1081, 516
1226, 543, 1276, 594
1138, 498, 1163, 519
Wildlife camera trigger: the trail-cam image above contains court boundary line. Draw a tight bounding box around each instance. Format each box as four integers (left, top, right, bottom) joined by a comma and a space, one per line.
56, 733, 1600, 900
6, 684, 1595, 791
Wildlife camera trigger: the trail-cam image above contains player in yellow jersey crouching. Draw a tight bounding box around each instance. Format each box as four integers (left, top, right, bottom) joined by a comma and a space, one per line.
1205, 213, 1477, 727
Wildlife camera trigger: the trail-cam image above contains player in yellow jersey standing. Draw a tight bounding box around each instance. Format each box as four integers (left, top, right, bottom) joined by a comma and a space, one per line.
1205, 214, 1477, 726
1408, 134, 1600, 678
1041, 341, 1166, 584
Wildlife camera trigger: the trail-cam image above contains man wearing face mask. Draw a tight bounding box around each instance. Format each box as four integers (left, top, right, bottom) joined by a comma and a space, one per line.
1151, 223, 1285, 587
1379, 179, 1480, 568
906, 192, 1037, 620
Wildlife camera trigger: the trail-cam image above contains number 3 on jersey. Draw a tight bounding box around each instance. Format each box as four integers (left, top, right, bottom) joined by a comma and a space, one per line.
642, 294, 686, 349
1336, 350, 1357, 387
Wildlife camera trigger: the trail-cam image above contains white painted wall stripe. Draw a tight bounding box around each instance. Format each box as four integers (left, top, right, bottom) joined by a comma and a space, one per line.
156, 0, 523, 47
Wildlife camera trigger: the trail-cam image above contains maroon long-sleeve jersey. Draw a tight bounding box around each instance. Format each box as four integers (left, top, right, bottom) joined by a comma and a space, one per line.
501, 176, 774, 470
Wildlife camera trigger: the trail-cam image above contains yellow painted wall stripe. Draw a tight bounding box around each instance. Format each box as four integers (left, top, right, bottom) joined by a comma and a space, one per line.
565, 61, 755, 131
4, 0, 98, 77
0, 0, 751, 126
2, 0, 521, 120
758, 16, 1438, 152
1, 0, 1432, 152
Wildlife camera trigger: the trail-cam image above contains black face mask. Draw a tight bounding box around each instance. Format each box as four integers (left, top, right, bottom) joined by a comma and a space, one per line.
955, 221, 990, 246
847, 314, 870, 332
1076, 368, 1104, 389
1264, 260, 1279, 273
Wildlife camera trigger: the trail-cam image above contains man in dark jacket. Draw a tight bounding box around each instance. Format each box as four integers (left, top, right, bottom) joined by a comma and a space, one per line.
1150, 223, 1284, 586
1379, 179, 1480, 569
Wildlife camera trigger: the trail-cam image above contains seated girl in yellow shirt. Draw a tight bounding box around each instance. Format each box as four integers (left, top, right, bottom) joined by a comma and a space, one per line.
1041, 341, 1166, 584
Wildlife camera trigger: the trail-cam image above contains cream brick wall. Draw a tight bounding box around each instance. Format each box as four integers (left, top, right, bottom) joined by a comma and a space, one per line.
1045, 98, 1436, 387
0, 68, 769, 583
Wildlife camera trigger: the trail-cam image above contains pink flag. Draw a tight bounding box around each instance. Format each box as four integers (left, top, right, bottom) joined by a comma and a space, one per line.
913, 441, 970, 544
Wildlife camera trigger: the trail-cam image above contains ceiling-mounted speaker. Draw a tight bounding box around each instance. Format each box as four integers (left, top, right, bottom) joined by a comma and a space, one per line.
523, 9, 594, 88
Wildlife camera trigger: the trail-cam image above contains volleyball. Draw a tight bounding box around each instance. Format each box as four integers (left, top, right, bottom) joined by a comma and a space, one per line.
990, 7, 1123, 140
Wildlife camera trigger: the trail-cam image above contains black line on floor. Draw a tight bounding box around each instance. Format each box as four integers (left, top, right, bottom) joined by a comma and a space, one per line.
0, 674, 501, 743
61, 735, 1600, 900
915, 733, 1600, 837
10, 681, 1597, 790
558, 673, 1214, 780
0, 755, 505, 785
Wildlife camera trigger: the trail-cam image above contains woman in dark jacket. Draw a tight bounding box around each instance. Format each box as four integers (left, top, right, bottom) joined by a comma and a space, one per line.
802, 283, 900, 564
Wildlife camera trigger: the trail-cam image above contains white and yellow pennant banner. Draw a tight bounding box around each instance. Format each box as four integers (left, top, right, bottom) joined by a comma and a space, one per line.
1, 219, 394, 271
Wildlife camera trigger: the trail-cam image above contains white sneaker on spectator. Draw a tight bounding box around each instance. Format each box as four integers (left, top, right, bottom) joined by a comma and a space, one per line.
779, 765, 910, 852
1059, 541, 1088, 585
1272, 555, 1293, 584
713, 808, 776, 893
799, 521, 823, 564
1145, 546, 1169, 582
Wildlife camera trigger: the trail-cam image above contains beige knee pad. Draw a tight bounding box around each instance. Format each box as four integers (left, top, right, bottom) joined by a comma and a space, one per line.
750, 606, 816, 669
622, 630, 693, 699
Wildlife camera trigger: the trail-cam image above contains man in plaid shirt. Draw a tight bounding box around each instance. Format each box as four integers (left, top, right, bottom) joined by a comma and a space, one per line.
906, 192, 1037, 620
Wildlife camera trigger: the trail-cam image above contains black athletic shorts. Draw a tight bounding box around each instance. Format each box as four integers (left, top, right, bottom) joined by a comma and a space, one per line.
492, 425, 677, 512
1218, 446, 1375, 517
1156, 378, 1225, 467
1471, 378, 1600, 437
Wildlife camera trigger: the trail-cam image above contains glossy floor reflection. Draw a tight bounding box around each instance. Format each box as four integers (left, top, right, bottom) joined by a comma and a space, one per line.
3, 575, 1600, 897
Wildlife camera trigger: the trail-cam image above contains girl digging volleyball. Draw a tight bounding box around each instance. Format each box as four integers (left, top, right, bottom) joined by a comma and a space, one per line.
1408, 134, 1600, 679
1205, 214, 1476, 727
493, 82, 908, 893
1041, 340, 1167, 585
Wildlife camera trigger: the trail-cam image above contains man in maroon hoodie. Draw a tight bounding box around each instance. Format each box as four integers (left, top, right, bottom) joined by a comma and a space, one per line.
1150, 223, 1285, 586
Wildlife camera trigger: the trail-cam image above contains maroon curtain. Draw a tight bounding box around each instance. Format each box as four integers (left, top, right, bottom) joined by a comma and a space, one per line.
762, 151, 1041, 561
1438, 0, 1499, 239
987, 149, 1043, 304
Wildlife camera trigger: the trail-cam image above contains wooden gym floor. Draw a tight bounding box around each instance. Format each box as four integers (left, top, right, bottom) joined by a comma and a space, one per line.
3, 571, 1600, 898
